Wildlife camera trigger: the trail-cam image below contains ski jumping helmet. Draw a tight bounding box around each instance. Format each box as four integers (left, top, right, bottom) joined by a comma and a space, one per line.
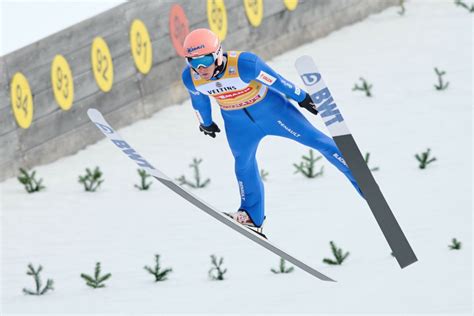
183, 28, 223, 69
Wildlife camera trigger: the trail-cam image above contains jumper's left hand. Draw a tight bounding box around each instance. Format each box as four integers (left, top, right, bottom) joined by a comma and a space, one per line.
298, 93, 318, 116
199, 122, 221, 138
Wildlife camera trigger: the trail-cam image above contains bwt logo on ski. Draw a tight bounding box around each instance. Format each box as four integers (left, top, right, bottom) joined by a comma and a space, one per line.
311, 88, 344, 126
94, 122, 114, 135
111, 139, 155, 170
301, 72, 321, 86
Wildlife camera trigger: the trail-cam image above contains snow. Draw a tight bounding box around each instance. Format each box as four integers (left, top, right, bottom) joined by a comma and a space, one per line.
1, 0, 472, 314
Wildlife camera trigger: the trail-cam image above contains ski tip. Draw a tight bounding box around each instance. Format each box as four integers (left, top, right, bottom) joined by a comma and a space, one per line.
87, 108, 100, 118
316, 274, 337, 282
310, 272, 336, 282
295, 55, 313, 65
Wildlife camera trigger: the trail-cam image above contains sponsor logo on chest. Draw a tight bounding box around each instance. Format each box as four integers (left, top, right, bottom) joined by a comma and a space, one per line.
196, 77, 248, 96
207, 85, 237, 95
195, 77, 256, 101
215, 86, 253, 100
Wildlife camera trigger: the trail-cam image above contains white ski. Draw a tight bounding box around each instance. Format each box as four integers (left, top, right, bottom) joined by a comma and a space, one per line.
87, 108, 336, 282
295, 56, 417, 269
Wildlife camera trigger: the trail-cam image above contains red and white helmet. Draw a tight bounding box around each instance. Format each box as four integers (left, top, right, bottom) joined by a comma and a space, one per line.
183, 28, 223, 69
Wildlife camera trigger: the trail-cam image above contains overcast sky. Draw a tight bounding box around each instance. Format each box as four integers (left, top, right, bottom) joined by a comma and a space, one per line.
0, 0, 126, 56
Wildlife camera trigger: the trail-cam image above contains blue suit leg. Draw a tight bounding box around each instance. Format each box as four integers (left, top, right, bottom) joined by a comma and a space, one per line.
223, 112, 266, 227
266, 99, 362, 196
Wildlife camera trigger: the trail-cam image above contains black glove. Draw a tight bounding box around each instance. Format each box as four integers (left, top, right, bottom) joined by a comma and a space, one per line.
199, 122, 221, 138
298, 93, 318, 115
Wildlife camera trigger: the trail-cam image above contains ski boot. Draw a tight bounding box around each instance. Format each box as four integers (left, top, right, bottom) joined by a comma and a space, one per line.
223, 209, 267, 239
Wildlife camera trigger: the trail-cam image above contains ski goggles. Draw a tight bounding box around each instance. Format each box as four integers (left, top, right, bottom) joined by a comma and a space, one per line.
186, 53, 217, 69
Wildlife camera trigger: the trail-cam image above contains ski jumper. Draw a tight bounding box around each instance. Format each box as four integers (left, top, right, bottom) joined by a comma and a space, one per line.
182, 51, 361, 227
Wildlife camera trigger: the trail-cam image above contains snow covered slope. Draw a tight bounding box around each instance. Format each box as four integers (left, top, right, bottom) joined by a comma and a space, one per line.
1, 0, 472, 314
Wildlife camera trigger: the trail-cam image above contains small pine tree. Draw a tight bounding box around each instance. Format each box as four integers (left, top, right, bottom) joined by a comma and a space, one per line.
434, 67, 449, 90
364, 152, 380, 172
135, 169, 152, 190
208, 255, 227, 281
144, 254, 173, 282
260, 169, 269, 182
17, 168, 45, 193
293, 149, 324, 178
352, 77, 373, 97
22, 264, 54, 295
177, 158, 210, 188
271, 258, 294, 274
78, 167, 104, 192
454, 0, 474, 12
323, 241, 350, 265
397, 0, 406, 15
80, 262, 112, 288
415, 148, 437, 169
449, 238, 462, 250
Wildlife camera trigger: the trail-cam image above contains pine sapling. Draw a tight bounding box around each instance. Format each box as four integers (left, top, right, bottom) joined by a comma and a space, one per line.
80, 262, 112, 288
135, 169, 152, 190
323, 241, 350, 265
364, 152, 380, 172
144, 254, 173, 282
449, 238, 462, 250
260, 169, 269, 182
17, 168, 45, 193
78, 167, 104, 192
293, 149, 324, 178
415, 148, 437, 169
271, 258, 294, 274
177, 158, 210, 188
454, 0, 474, 12
22, 264, 54, 295
434, 67, 449, 90
352, 77, 373, 97
208, 255, 227, 281
398, 0, 406, 15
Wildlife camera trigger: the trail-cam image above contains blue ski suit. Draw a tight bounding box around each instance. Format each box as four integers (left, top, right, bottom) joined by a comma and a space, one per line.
182, 51, 360, 227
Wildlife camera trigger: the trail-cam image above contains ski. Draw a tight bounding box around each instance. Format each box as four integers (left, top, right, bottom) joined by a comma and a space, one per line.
87, 108, 336, 282
295, 56, 417, 269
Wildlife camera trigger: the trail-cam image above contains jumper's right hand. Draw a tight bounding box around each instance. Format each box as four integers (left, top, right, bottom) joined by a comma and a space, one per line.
199, 122, 221, 138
